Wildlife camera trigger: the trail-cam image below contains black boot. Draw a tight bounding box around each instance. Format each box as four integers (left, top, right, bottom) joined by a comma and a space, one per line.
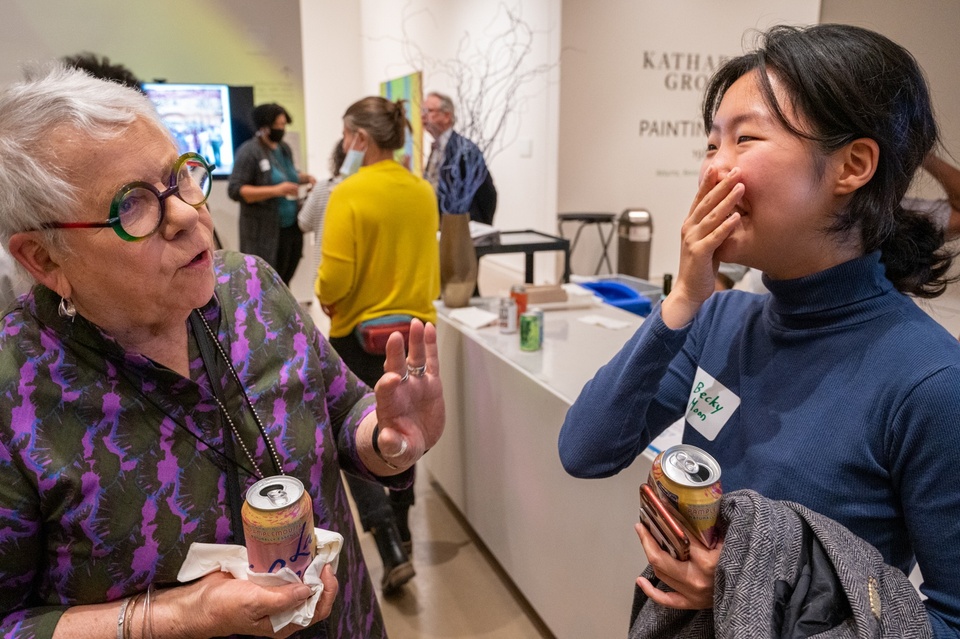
371, 521, 414, 595
394, 507, 412, 557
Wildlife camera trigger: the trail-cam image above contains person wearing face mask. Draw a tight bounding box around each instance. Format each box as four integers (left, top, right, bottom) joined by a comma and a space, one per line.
317, 96, 440, 596
228, 102, 316, 285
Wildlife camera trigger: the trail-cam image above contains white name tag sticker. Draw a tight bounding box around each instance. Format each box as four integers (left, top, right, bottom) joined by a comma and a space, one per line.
685, 367, 740, 440
259, 158, 271, 172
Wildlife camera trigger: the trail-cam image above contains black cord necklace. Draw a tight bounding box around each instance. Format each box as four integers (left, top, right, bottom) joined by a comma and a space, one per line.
193, 310, 283, 480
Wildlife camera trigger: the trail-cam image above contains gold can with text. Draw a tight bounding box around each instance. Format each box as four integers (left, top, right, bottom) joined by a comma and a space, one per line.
242, 475, 317, 578
649, 444, 722, 548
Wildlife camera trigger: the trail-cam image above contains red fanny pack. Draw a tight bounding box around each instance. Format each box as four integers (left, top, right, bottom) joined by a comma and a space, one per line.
354, 315, 413, 355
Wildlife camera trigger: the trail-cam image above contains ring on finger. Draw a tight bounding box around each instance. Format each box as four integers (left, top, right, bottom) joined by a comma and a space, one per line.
400, 369, 410, 383
406, 363, 426, 377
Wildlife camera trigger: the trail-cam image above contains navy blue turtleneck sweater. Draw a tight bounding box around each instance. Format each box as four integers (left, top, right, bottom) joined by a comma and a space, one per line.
560, 252, 960, 637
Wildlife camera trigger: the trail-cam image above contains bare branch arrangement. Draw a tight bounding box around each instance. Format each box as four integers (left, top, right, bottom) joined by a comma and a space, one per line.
397, 2, 556, 163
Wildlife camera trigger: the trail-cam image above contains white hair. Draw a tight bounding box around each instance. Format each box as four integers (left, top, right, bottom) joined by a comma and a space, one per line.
427, 91, 456, 126
0, 63, 167, 249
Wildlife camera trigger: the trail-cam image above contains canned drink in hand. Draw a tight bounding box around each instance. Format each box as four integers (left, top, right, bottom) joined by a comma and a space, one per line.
242, 475, 317, 578
649, 444, 722, 548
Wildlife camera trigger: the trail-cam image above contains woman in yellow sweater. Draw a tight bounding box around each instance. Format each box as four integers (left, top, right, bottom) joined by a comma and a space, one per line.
317, 96, 440, 595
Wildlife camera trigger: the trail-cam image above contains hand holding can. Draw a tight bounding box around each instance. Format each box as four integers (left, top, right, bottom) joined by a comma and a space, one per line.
242, 476, 317, 579
648, 445, 722, 548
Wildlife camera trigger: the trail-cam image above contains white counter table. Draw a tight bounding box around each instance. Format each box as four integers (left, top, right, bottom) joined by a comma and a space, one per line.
421, 299, 672, 638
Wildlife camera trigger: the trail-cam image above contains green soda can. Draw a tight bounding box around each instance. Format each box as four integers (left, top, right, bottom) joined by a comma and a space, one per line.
520, 310, 542, 351
532, 308, 544, 347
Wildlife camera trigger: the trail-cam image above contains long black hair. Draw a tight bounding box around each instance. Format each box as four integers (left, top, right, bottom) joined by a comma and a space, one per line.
703, 24, 953, 297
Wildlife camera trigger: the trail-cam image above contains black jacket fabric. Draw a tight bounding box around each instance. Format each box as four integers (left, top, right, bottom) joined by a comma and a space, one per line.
441, 131, 497, 225
628, 490, 930, 639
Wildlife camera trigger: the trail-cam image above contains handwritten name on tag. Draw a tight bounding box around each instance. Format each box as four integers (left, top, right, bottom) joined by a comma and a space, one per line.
685, 367, 740, 441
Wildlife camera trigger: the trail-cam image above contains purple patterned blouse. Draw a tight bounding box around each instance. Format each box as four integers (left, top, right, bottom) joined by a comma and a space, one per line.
0, 251, 405, 638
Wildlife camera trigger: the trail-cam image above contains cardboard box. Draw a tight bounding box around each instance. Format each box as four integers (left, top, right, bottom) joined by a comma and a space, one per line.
524, 284, 567, 304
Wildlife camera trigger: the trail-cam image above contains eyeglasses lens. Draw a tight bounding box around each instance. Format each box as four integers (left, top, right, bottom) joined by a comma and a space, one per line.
116, 187, 162, 238
115, 155, 211, 238
178, 158, 211, 206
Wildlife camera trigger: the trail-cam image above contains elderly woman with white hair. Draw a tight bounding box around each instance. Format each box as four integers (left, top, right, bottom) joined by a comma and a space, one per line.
0, 65, 444, 639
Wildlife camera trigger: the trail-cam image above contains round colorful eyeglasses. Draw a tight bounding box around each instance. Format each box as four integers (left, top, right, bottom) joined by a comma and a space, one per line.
36, 152, 212, 242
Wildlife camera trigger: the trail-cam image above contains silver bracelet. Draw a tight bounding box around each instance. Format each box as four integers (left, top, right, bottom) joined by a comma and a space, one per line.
116, 597, 131, 639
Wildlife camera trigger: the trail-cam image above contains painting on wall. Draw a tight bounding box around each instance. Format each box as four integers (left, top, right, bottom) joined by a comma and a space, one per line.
380, 71, 423, 176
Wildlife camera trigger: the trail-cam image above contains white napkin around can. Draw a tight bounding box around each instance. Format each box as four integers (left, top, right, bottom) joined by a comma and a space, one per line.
177, 528, 344, 632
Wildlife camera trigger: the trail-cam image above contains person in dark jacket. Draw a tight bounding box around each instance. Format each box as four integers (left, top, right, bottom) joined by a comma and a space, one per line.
228, 103, 316, 284
422, 91, 497, 224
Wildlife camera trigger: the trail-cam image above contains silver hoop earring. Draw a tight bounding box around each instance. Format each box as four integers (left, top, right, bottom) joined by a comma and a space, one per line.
58, 297, 76, 319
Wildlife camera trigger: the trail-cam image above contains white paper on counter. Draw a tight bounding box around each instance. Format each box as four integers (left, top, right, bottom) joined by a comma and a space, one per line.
177, 528, 343, 632
577, 314, 631, 330
448, 306, 499, 329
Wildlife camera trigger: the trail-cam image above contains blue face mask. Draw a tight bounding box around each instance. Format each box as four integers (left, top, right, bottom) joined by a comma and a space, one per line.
339, 136, 365, 176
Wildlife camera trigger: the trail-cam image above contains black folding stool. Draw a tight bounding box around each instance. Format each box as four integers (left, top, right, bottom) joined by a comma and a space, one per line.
557, 212, 617, 275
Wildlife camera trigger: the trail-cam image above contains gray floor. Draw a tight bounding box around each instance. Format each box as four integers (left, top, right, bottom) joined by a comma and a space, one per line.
351, 475, 553, 639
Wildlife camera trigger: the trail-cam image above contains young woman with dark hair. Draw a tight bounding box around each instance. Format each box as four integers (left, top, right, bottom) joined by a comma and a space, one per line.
560, 24, 960, 635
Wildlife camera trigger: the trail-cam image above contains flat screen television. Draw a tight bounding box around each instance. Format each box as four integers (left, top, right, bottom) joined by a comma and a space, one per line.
142, 83, 255, 178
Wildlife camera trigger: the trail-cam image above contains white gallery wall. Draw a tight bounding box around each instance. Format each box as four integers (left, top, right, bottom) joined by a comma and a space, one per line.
299, 1, 364, 177
354, 0, 561, 241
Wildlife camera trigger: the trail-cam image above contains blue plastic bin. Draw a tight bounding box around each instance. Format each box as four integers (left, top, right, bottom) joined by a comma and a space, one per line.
580, 280, 653, 316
